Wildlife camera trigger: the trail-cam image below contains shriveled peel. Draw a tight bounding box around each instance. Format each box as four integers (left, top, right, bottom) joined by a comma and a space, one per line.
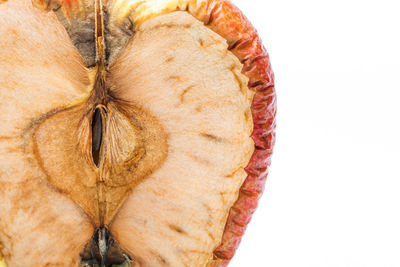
0, 0, 275, 266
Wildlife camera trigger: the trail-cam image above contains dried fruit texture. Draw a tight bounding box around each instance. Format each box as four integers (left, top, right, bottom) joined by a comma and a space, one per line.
107, 11, 256, 267
0, 0, 275, 266
0, 1, 94, 265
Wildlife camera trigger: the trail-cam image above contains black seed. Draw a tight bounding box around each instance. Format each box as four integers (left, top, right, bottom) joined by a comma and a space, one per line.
91, 107, 103, 167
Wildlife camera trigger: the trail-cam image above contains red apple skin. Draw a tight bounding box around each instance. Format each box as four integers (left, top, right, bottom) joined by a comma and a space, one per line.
188, 1, 276, 265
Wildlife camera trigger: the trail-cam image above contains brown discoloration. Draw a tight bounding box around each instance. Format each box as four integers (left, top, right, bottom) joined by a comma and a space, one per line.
32, 0, 98, 67
165, 56, 174, 63
179, 248, 217, 267
231, 65, 246, 94
186, 249, 210, 257
22, 105, 77, 137
195, 105, 203, 112
199, 132, 226, 143
244, 110, 252, 124
43, 263, 65, 267
202, 203, 214, 227
198, 37, 215, 49
153, 23, 174, 29
0, 136, 15, 141
5, 28, 18, 46
151, 251, 169, 266
219, 190, 235, 208
147, 183, 168, 198
18, 87, 169, 227
225, 167, 242, 179
168, 75, 182, 81
124, 147, 146, 166
184, 152, 211, 166
168, 224, 187, 235
146, 23, 192, 31
0, 239, 8, 259
198, 38, 205, 47
207, 230, 216, 242
176, 249, 197, 267
180, 85, 194, 103
35, 102, 167, 225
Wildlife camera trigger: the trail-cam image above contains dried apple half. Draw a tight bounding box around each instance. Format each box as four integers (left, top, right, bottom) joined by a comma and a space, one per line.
0, 0, 276, 266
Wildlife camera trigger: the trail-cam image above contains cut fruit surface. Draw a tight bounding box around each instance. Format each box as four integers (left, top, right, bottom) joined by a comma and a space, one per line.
0, 1, 94, 265
108, 11, 255, 266
0, 0, 276, 266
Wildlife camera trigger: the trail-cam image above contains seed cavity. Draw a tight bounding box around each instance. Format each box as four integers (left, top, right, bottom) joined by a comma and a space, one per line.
91, 107, 104, 167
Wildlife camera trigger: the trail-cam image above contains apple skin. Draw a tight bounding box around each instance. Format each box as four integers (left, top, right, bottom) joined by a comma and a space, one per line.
188, 1, 276, 265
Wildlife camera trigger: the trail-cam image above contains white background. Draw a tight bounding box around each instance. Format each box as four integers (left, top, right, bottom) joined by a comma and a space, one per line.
230, 0, 400, 266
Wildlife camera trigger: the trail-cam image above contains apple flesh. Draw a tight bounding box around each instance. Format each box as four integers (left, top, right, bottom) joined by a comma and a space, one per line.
0, 0, 276, 266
